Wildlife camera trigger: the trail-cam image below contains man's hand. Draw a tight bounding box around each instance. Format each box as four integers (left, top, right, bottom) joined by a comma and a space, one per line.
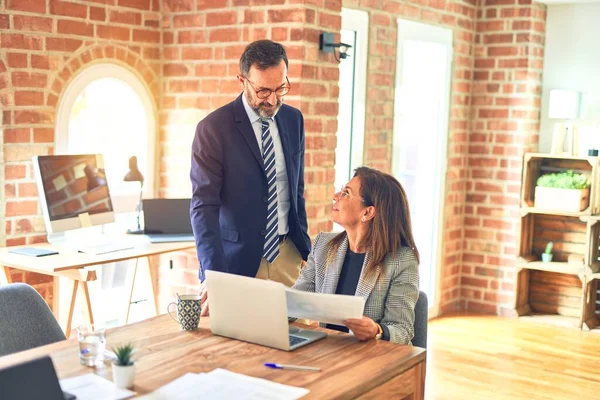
300, 260, 307, 269
200, 284, 209, 316
344, 317, 379, 341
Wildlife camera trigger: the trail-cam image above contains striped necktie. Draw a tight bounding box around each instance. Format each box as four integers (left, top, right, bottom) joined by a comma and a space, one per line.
261, 118, 279, 263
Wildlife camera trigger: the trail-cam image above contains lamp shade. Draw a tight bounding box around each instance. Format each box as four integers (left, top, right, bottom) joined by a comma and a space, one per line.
123, 156, 144, 184
548, 89, 580, 119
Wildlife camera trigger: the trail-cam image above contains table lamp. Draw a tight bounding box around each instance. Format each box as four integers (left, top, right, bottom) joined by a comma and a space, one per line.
123, 156, 144, 234
548, 89, 580, 155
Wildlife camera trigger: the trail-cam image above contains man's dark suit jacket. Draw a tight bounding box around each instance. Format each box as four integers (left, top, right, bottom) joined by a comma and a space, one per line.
190, 94, 311, 281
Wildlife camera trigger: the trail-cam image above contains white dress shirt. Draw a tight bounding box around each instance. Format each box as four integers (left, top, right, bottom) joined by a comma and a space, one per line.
242, 94, 290, 236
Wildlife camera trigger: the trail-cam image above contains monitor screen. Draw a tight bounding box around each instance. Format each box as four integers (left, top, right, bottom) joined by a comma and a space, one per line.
33, 154, 115, 234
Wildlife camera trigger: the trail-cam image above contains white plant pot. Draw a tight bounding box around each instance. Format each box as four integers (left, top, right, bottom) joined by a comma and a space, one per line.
112, 363, 135, 389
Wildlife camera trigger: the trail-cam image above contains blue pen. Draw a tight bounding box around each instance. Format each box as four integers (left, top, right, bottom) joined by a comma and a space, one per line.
264, 363, 320, 372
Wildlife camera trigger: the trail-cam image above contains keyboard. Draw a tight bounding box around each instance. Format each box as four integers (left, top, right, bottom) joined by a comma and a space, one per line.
289, 335, 309, 347
77, 242, 135, 256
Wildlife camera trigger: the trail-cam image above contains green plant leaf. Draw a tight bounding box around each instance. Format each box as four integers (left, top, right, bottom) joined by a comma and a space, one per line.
112, 342, 136, 366
536, 170, 590, 190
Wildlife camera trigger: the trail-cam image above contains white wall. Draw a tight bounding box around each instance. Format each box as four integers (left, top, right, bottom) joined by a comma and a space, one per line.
540, 3, 600, 153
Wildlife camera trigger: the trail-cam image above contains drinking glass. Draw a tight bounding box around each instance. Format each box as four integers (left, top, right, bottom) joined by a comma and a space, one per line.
77, 324, 106, 367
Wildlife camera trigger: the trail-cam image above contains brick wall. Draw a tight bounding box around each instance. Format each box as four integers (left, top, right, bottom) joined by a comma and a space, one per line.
0, 0, 162, 307
462, 0, 546, 315
0, 0, 547, 317
342, 0, 478, 313
156, 0, 342, 296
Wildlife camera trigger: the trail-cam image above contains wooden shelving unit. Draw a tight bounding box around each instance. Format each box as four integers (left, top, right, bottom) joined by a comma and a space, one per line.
516, 153, 600, 330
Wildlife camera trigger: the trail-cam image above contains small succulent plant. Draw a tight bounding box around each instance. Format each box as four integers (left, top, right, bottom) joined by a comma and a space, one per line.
112, 342, 136, 366
544, 241, 553, 255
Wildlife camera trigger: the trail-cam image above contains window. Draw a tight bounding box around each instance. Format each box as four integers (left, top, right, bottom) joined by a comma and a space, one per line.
55, 63, 157, 328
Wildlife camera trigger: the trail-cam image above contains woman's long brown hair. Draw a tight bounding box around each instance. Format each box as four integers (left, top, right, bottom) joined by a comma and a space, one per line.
326, 167, 419, 276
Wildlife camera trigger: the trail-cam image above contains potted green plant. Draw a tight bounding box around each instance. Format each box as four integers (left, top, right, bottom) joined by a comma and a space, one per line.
111, 342, 136, 389
541, 241, 553, 263
535, 170, 591, 212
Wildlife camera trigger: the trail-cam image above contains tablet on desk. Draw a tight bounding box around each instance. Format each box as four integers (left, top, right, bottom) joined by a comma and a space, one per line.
8, 247, 59, 257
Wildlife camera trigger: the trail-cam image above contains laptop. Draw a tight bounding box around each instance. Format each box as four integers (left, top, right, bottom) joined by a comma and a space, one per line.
0, 356, 74, 400
205, 270, 327, 351
142, 198, 195, 243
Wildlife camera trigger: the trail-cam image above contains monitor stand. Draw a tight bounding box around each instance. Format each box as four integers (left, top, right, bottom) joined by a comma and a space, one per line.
48, 226, 137, 256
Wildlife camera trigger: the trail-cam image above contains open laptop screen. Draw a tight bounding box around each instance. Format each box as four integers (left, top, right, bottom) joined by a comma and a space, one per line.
142, 198, 193, 234
0, 356, 67, 400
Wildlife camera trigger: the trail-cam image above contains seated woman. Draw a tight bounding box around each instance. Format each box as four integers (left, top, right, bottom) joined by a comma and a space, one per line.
292, 166, 419, 344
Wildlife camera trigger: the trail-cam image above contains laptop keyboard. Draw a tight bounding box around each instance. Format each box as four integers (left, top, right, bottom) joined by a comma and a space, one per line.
289, 335, 309, 347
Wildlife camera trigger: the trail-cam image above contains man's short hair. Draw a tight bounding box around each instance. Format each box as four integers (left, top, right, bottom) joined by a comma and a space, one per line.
239, 40, 289, 77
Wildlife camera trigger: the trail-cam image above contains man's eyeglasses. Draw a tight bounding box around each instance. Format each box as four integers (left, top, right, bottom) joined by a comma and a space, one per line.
338, 186, 365, 203
244, 76, 291, 99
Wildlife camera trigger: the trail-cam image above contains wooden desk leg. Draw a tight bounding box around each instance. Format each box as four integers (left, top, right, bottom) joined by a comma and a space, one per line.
65, 280, 79, 339
147, 255, 160, 316
124, 258, 140, 325
0, 266, 13, 285
79, 282, 94, 325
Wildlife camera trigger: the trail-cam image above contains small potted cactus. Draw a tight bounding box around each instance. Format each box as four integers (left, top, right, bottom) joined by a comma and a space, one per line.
542, 241, 553, 263
111, 342, 136, 389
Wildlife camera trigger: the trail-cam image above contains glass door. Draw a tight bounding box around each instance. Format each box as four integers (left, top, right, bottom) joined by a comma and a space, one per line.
393, 20, 453, 317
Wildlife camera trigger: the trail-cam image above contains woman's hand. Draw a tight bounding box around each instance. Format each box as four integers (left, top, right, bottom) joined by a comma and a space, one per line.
344, 317, 379, 341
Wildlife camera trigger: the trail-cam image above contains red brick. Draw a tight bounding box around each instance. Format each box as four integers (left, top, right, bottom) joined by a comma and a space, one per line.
18, 183, 38, 197
7, 53, 28, 68
3, 128, 30, 144
90, 7, 107, 21
34, 128, 54, 143
268, 9, 308, 23
4, 181, 15, 198
173, 15, 204, 28
177, 31, 206, 44
7, 0, 46, 13
182, 47, 213, 60
15, 110, 53, 124
209, 28, 241, 43
7, 238, 26, 247
6, 201, 38, 217
58, 20, 94, 37
5, 165, 27, 180
163, 0, 194, 12
109, 10, 142, 25
1, 33, 43, 50
97, 26, 130, 41
199, 0, 229, 8
13, 15, 53, 32
11, 72, 47, 88
50, 1, 87, 18
0, 14, 8, 29
14, 91, 44, 106
118, 0, 151, 10
243, 10, 265, 24
206, 11, 237, 26
46, 37, 83, 52
133, 29, 160, 43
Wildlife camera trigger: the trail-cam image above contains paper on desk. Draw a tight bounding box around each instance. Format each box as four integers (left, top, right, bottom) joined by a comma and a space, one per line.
139, 368, 309, 400
59, 373, 135, 400
285, 288, 365, 325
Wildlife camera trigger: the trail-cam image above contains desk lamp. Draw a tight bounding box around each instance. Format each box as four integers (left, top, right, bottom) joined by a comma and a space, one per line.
123, 156, 144, 234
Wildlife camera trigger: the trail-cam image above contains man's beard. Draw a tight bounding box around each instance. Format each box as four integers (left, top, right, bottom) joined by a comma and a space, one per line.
244, 88, 283, 118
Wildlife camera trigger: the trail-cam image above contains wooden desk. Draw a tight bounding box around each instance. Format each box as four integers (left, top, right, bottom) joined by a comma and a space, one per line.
0, 241, 195, 337
0, 315, 426, 399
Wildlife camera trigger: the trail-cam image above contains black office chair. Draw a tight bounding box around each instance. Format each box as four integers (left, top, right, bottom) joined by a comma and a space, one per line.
412, 290, 428, 348
0, 283, 66, 357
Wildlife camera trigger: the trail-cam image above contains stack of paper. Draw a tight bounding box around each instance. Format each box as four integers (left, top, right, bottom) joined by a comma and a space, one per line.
60, 373, 135, 400
285, 288, 365, 325
140, 368, 309, 400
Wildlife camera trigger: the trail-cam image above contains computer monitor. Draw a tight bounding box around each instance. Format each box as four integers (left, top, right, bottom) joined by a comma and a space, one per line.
33, 154, 116, 235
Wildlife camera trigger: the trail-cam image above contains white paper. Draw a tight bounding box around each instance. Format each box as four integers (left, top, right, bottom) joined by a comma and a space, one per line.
60, 373, 135, 400
139, 369, 309, 400
285, 288, 365, 325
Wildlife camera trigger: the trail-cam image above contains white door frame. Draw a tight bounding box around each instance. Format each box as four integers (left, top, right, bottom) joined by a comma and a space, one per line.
393, 19, 453, 318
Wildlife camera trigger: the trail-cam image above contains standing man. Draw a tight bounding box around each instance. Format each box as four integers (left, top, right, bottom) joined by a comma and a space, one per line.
190, 40, 311, 315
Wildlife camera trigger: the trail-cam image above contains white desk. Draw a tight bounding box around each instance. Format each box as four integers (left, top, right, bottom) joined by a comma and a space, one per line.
0, 240, 196, 337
